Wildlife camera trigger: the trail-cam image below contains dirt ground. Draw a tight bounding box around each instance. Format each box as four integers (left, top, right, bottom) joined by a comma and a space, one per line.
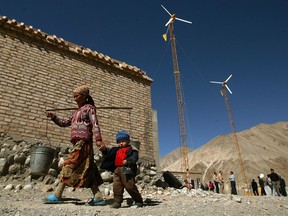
0, 181, 288, 216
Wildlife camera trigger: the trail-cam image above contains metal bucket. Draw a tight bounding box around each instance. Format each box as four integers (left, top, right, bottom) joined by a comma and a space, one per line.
30, 146, 56, 176
130, 140, 141, 151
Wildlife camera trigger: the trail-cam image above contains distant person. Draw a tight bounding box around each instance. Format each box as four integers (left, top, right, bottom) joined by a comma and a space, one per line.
190, 179, 195, 189
204, 183, 209, 191
213, 171, 219, 193
229, 171, 237, 195
218, 171, 225, 193
209, 181, 215, 192
258, 175, 266, 196
200, 183, 205, 190
269, 169, 281, 196
266, 174, 273, 195
279, 176, 287, 196
251, 179, 259, 196
183, 179, 193, 190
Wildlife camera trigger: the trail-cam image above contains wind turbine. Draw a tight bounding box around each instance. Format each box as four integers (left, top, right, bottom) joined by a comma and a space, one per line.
210, 74, 233, 95
210, 75, 250, 195
161, 5, 192, 41
161, 5, 192, 179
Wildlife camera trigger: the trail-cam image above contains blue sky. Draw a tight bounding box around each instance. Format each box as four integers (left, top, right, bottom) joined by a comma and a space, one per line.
1, 1, 288, 157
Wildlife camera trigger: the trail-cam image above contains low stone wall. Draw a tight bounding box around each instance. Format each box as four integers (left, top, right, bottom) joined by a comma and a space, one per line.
0, 133, 163, 192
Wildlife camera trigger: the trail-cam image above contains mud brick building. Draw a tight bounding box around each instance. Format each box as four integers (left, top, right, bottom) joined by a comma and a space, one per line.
0, 16, 156, 162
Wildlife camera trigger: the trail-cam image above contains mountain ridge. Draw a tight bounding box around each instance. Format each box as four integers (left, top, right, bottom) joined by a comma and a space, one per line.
160, 121, 288, 193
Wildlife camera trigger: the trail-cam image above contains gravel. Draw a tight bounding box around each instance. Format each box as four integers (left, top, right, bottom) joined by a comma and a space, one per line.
0, 180, 287, 216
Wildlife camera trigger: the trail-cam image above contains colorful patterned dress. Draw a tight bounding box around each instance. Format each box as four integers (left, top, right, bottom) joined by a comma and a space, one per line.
51, 104, 103, 188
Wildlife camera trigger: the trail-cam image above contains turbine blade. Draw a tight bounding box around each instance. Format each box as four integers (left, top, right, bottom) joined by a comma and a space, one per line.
165, 18, 173, 26
210, 81, 223, 84
220, 89, 224, 96
225, 85, 233, 94
161, 5, 172, 16
175, 17, 192, 24
225, 74, 232, 82
165, 26, 169, 35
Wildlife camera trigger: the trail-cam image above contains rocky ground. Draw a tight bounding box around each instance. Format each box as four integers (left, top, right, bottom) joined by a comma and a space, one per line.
1, 134, 288, 215
0, 178, 287, 216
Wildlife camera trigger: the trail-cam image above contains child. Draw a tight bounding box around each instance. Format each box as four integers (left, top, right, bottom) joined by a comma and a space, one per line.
209, 181, 215, 192
251, 179, 259, 196
44, 85, 105, 206
100, 130, 143, 208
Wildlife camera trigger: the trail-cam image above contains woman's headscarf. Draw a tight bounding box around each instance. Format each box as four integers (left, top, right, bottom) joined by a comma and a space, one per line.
73, 85, 89, 97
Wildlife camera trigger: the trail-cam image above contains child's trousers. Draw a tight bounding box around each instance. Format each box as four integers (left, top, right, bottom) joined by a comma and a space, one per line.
113, 167, 143, 204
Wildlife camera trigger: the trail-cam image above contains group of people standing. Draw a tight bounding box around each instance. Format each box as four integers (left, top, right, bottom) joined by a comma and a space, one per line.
212, 169, 286, 197
252, 169, 287, 197
211, 170, 236, 194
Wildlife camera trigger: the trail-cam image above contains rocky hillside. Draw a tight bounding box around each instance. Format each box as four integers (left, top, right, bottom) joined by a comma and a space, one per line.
160, 148, 193, 170
161, 121, 288, 193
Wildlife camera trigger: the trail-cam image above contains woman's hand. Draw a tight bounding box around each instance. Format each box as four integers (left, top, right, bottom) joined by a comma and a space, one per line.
96, 140, 106, 151
45, 112, 55, 119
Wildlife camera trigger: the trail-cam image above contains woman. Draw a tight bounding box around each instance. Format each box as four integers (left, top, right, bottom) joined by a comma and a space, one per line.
44, 85, 105, 206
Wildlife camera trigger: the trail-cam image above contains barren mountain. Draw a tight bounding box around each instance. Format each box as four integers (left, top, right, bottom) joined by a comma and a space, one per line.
160, 148, 193, 170
161, 121, 288, 194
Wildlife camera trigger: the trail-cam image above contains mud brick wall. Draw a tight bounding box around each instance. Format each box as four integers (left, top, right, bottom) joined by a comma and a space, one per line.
0, 19, 154, 161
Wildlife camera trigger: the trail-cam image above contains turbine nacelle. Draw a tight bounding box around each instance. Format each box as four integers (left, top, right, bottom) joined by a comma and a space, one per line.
165, 14, 176, 26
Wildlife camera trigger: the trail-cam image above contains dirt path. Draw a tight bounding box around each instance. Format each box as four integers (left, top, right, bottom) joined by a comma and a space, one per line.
1, 184, 288, 216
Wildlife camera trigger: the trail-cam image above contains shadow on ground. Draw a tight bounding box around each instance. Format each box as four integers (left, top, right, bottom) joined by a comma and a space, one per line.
70, 197, 162, 207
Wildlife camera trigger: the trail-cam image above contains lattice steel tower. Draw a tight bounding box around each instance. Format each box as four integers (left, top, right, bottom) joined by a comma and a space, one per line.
161, 5, 192, 177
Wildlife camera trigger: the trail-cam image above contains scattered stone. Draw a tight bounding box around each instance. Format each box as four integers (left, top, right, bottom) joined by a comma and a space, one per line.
15, 184, 23, 191
67, 187, 76, 192
101, 171, 113, 182
12, 145, 19, 152
0, 158, 8, 175
233, 196, 242, 203
103, 187, 110, 196
24, 157, 30, 166
43, 176, 55, 185
23, 184, 32, 190
148, 170, 157, 176
42, 185, 53, 192
58, 157, 64, 169
14, 153, 26, 165
48, 168, 58, 177
25, 175, 32, 183
6, 155, 14, 165
4, 184, 14, 190
8, 164, 20, 174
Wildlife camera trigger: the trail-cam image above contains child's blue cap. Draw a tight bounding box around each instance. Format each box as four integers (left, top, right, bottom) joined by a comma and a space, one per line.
116, 130, 130, 143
